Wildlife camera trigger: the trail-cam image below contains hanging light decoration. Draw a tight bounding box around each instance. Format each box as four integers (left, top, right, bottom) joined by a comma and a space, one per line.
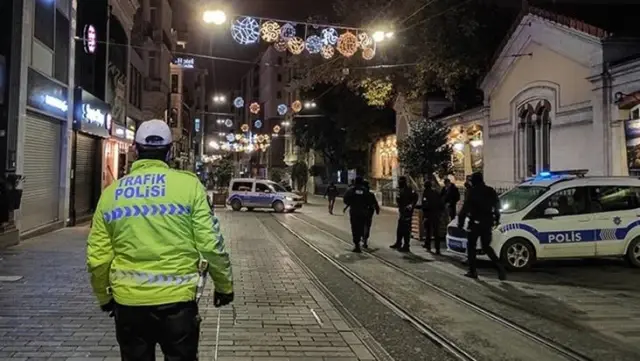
249, 102, 260, 114
287, 37, 305, 55
357, 32, 373, 49
277, 104, 288, 115
224, 119, 233, 127
337, 31, 358, 57
230, 17, 261, 45
273, 125, 281, 133
274, 40, 287, 52
233, 97, 244, 108
362, 47, 375, 60
226, 133, 235, 142
260, 21, 280, 42
291, 100, 302, 113
254, 119, 263, 128
320, 45, 334, 59
280, 23, 296, 40
321, 28, 338, 45
241, 124, 250, 132
235, 134, 242, 140
305, 35, 323, 54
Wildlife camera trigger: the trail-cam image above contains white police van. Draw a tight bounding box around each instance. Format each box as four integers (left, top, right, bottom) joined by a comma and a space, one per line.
446, 170, 640, 270
226, 178, 303, 213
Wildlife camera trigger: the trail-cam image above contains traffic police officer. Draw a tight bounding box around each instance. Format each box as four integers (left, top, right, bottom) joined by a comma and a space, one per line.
391, 176, 418, 252
87, 119, 234, 360
343, 176, 375, 253
362, 180, 380, 249
457, 171, 506, 280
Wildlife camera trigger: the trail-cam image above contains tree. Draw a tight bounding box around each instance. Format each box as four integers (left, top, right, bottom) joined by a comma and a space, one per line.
397, 119, 452, 179
269, 167, 287, 183
213, 158, 235, 188
290, 161, 309, 191
292, 83, 395, 174
288, 0, 517, 107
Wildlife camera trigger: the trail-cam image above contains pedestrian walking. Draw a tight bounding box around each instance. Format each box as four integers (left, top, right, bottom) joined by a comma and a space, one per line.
420, 179, 444, 254
324, 182, 339, 214
390, 176, 418, 252
362, 180, 380, 249
442, 178, 461, 221
86, 119, 234, 360
457, 171, 507, 280
343, 176, 376, 253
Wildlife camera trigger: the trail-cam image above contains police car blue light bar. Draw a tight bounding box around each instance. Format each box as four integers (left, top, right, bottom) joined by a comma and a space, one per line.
534, 169, 589, 178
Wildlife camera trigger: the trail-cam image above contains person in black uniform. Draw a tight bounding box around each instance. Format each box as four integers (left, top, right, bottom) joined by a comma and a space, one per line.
362, 180, 380, 249
457, 172, 506, 280
441, 178, 461, 221
343, 176, 375, 253
420, 180, 444, 254
390, 176, 418, 252
324, 182, 339, 214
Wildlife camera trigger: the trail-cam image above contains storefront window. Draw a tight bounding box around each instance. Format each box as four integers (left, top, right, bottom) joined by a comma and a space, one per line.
373, 135, 397, 179
447, 124, 483, 181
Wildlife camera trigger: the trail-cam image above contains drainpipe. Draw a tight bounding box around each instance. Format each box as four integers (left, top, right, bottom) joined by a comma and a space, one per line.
602, 62, 612, 176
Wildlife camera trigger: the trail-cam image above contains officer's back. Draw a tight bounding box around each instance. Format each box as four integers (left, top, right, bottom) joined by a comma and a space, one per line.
462, 172, 499, 225
344, 178, 369, 214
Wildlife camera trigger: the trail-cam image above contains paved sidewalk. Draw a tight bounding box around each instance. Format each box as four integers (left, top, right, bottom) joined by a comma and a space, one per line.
0, 211, 375, 360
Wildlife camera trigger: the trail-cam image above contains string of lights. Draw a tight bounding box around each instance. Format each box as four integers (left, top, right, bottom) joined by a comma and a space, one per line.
397, 0, 473, 33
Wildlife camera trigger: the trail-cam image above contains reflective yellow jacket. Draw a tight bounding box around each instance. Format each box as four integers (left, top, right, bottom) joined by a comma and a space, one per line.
86, 159, 233, 306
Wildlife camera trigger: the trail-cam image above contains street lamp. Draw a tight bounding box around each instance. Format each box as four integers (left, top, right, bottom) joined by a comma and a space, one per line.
203, 10, 227, 25
209, 141, 220, 150
372, 30, 394, 42
304, 102, 316, 109
213, 95, 226, 103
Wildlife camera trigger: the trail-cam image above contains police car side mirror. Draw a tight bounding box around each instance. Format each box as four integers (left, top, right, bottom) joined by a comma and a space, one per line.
543, 207, 560, 217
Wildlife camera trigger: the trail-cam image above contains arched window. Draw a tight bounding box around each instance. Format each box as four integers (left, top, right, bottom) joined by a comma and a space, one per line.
517, 100, 552, 178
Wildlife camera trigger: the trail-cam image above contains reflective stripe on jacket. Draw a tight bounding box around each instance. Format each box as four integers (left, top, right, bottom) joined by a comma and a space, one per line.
86, 159, 233, 307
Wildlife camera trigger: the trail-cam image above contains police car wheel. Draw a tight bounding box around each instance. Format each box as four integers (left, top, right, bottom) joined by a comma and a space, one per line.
625, 238, 640, 268
230, 199, 242, 211
500, 238, 535, 271
272, 201, 285, 213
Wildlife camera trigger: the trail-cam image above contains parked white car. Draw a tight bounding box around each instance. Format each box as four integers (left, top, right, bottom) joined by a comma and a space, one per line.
226, 178, 303, 213
446, 171, 640, 270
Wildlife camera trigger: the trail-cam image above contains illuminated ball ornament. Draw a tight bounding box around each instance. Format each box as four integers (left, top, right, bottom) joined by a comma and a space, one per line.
226, 134, 235, 142
273, 40, 287, 52
273, 125, 281, 133
233, 96, 244, 108
249, 102, 260, 114
337, 31, 358, 57
230, 17, 260, 45
277, 104, 288, 115
260, 21, 280, 42
287, 37, 305, 55
305, 35, 323, 54
241, 124, 250, 132
321, 28, 338, 45
254, 119, 263, 129
224, 118, 233, 127
321, 45, 334, 59
280, 23, 296, 40
362, 47, 375, 60
291, 100, 302, 113
357, 32, 373, 49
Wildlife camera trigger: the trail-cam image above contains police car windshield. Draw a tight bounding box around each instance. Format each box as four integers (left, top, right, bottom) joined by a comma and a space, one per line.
499, 186, 547, 213
268, 182, 287, 193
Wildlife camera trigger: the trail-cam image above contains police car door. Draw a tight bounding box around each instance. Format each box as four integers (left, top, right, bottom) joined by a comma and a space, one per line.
589, 185, 640, 256
523, 186, 596, 258
254, 182, 275, 207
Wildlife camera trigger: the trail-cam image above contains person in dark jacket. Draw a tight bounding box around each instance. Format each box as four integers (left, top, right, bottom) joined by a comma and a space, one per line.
457, 172, 506, 280
420, 180, 444, 254
362, 180, 380, 249
324, 182, 339, 214
442, 178, 461, 221
390, 176, 418, 252
343, 176, 376, 253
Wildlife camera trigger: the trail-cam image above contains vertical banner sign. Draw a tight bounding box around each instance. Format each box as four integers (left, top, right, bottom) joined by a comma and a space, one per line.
624, 118, 640, 174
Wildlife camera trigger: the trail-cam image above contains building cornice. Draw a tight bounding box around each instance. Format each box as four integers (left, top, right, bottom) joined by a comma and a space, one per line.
110, 0, 140, 34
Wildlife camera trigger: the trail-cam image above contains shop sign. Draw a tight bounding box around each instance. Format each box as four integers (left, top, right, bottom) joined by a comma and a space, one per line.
73, 87, 110, 138
26, 68, 69, 120
195, 118, 201, 132
83, 24, 97, 54
624, 118, 640, 173
173, 57, 195, 69
110, 123, 130, 142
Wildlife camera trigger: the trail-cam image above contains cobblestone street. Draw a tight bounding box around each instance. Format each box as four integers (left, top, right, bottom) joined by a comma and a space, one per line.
0, 211, 377, 361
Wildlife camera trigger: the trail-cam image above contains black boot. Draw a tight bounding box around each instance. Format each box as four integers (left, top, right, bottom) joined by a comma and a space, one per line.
352, 245, 362, 253
464, 271, 478, 279
390, 243, 400, 249
362, 240, 368, 249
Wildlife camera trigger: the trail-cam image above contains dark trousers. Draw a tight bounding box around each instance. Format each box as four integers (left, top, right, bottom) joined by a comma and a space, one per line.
114, 301, 200, 361
423, 213, 441, 251
467, 225, 505, 275
363, 211, 374, 242
446, 204, 457, 221
350, 213, 367, 246
328, 197, 336, 213
395, 213, 413, 249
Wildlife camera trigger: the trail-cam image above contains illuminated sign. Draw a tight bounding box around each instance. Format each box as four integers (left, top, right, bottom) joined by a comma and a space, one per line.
27, 68, 69, 120
173, 57, 195, 69
44, 95, 68, 112
195, 118, 200, 132
83, 25, 97, 54
82, 104, 105, 125
73, 87, 110, 138
125, 128, 135, 141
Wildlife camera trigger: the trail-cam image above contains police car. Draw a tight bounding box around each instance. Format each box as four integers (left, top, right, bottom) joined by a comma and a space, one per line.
226, 178, 303, 213
446, 170, 640, 270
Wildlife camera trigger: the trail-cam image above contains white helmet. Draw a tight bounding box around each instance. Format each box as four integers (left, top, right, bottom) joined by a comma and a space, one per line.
135, 119, 172, 146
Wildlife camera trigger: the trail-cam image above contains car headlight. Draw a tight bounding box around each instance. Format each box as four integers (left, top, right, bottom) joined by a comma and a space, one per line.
285, 196, 293, 201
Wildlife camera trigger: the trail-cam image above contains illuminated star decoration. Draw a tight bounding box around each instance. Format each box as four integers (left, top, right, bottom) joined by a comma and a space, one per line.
241, 124, 250, 132
305, 35, 323, 54
291, 100, 302, 113
224, 119, 233, 127
249, 102, 260, 114
230, 17, 260, 45
277, 104, 288, 115
254, 120, 263, 129
280, 23, 296, 40
226, 133, 235, 142
273, 125, 281, 133
321, 28, 338, 45
233, 97, 244, 108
